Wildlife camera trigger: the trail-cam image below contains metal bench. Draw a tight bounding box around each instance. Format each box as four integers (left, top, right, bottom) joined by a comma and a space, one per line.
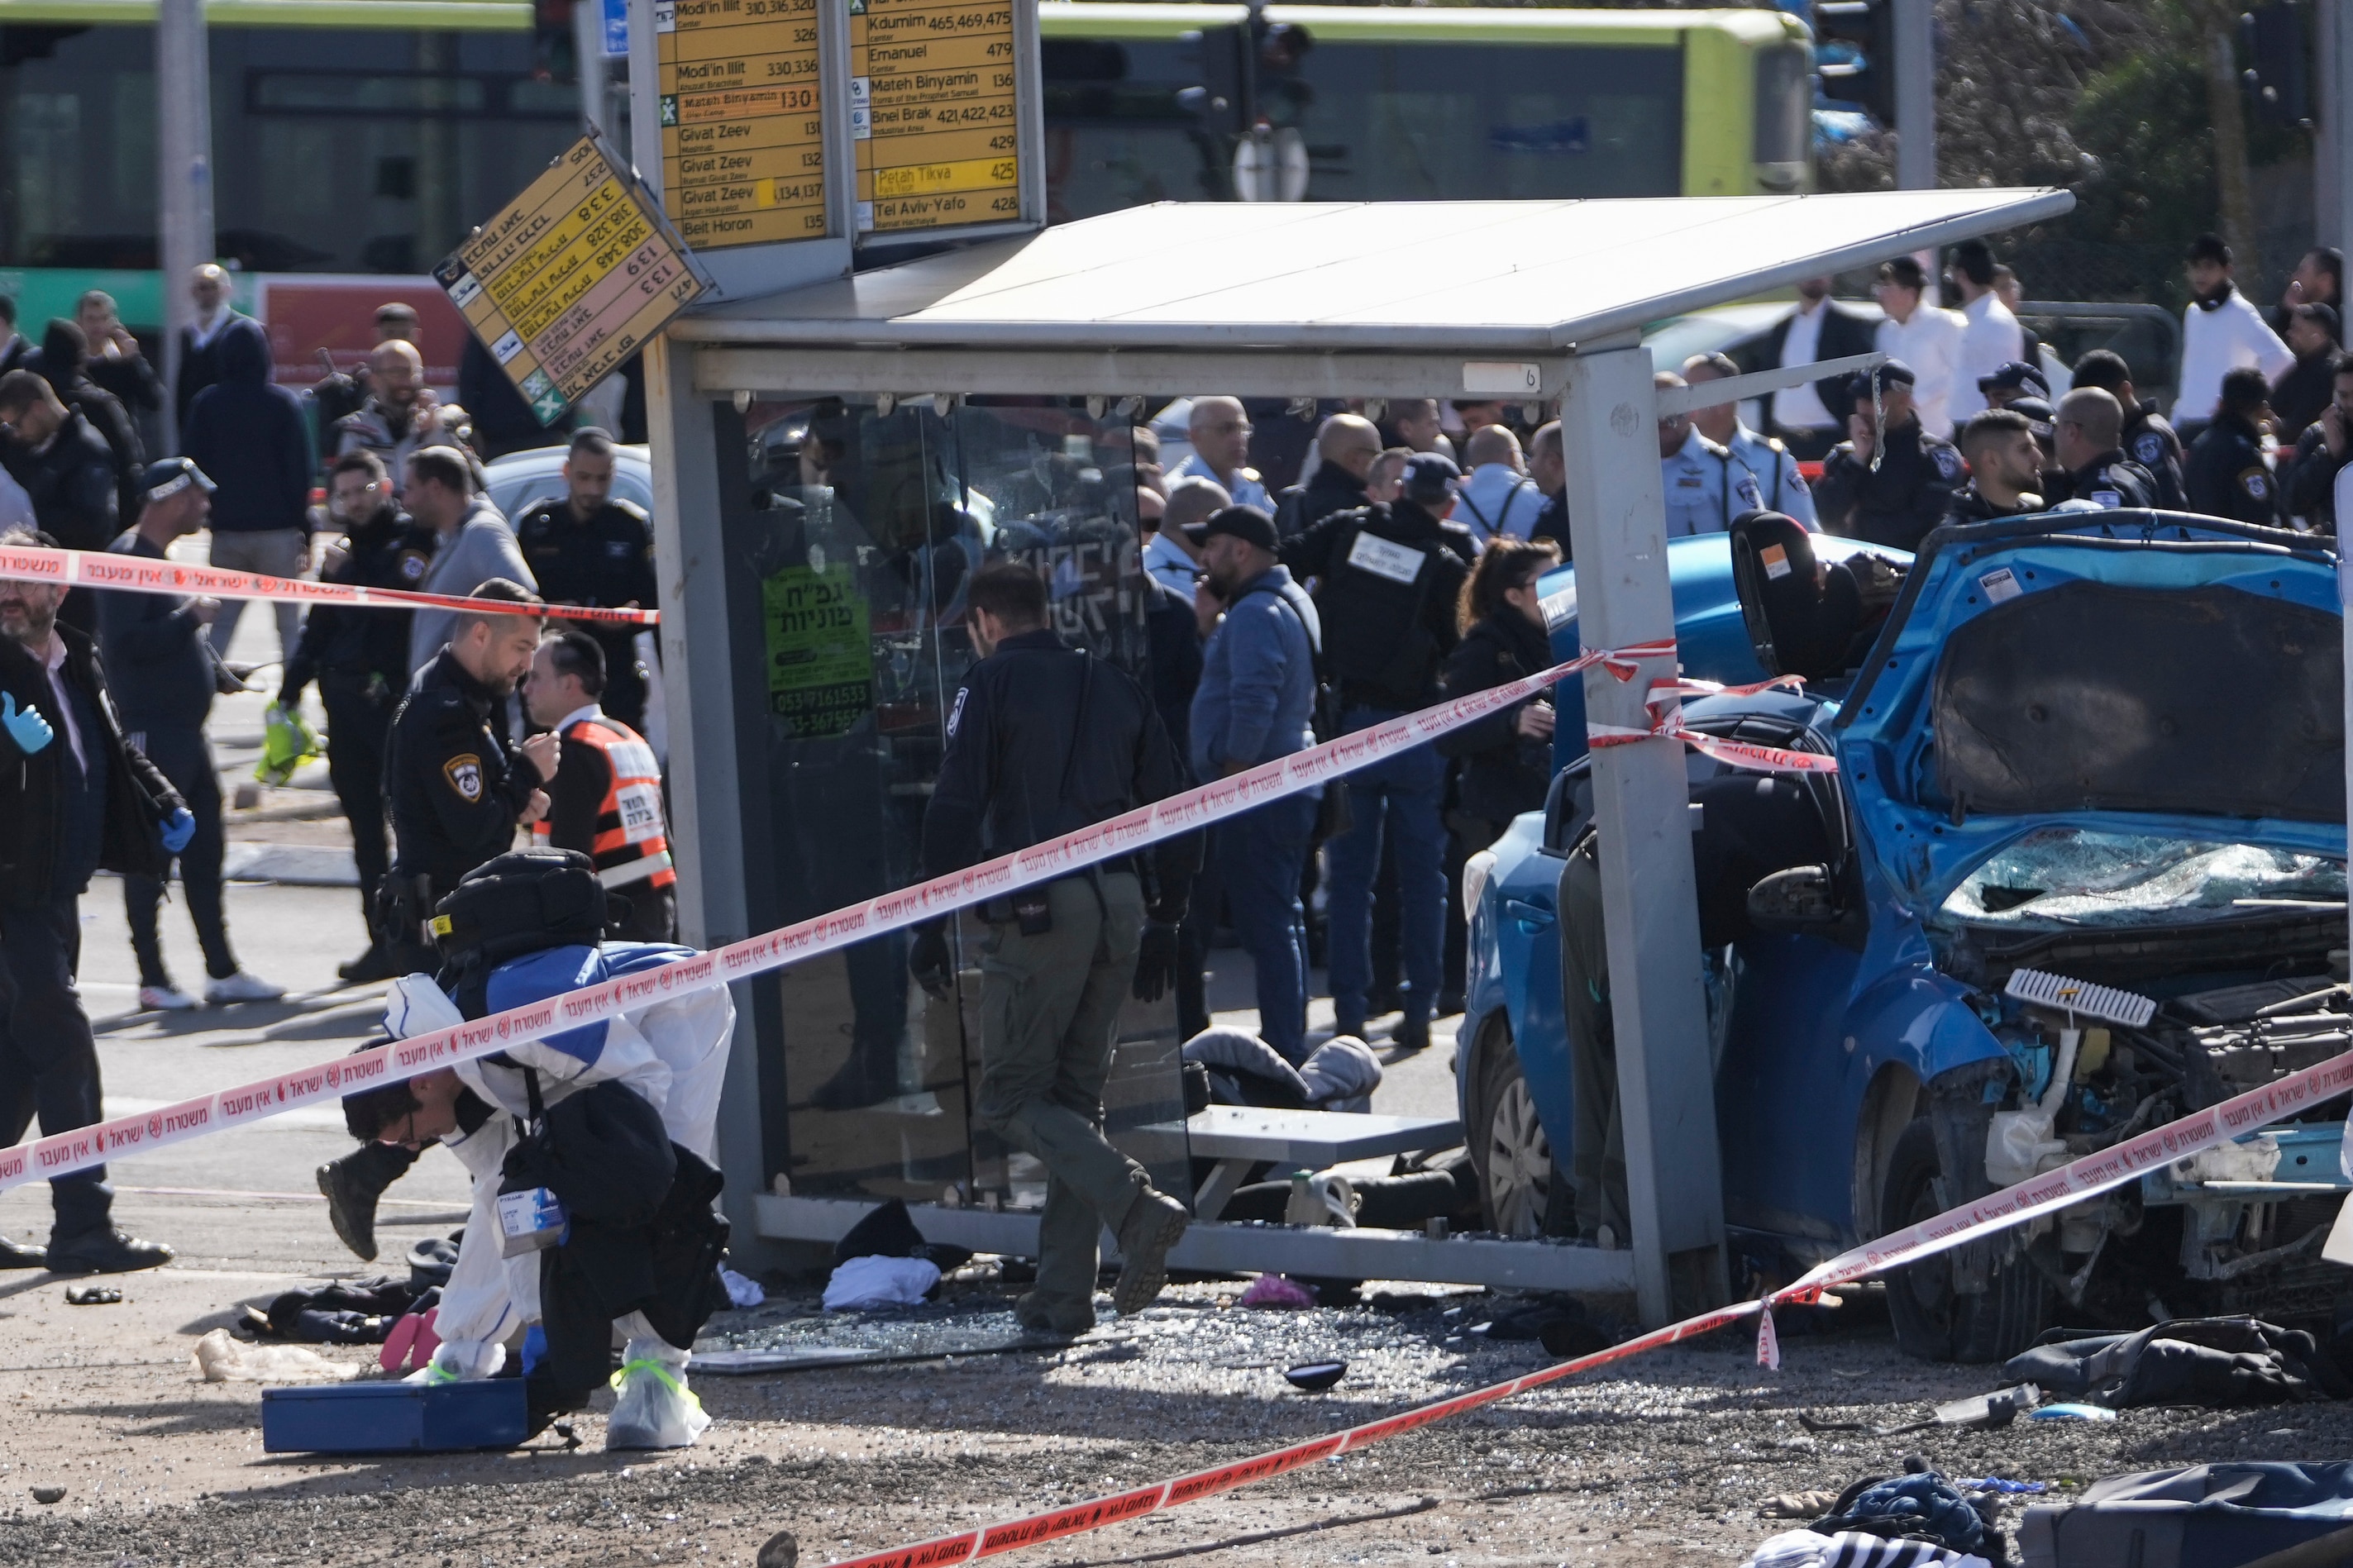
1182, 1106, 1463, 1220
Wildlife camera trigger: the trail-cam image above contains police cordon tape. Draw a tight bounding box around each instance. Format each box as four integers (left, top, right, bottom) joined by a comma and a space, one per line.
816, 1045, 2353, 1568
0, 542, 660, 627
0, 633, 1760, 1193
1589, 673, 1841, 774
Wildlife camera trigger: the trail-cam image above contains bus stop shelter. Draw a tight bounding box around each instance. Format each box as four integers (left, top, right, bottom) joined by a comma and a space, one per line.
641, 188, 2071, 1324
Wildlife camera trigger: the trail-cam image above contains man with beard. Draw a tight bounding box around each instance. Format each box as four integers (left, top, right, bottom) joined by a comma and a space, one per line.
1945, 408, 2048, 524
2177, 232, 2293, 442
334, 340, 461, 500
0, 527, 189, 1274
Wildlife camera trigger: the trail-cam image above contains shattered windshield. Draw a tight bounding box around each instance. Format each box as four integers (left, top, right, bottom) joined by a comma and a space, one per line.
1940, 827, 2346, 930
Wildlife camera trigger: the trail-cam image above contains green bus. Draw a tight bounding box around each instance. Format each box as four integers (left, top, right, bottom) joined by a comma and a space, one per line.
0, 0, 1810, 330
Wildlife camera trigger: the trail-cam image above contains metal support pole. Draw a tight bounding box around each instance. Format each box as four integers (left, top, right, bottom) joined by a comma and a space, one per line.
2322, 0, 2341, 251
1893, 0, 1935, 192
2333, 0, 2353, 265
575, 0, 612, 141
1556, 345, 1727, 1328
156, 0, 214, 453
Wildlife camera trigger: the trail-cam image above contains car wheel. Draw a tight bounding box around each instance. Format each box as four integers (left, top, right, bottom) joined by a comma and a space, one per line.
1880, 1118, 2050, 1363
1474, 1032, 1566, 1239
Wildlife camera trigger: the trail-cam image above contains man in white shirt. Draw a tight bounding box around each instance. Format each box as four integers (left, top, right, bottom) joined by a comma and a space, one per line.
1764, 277, 1879, 460
1945, 240, 2026, 426
1873, 256, 1966, 440
1167, 396, 1270, 510
2177, 231, 2294, 436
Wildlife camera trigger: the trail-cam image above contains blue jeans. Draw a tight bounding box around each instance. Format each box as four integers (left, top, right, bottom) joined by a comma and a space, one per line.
1326, 706, 1448, 1032
1215, 791, 1320, 1064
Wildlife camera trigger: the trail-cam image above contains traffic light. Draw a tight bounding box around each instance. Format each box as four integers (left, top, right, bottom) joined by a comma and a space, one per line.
1811, 1, 1896, 127
2241, 1, 2311, 130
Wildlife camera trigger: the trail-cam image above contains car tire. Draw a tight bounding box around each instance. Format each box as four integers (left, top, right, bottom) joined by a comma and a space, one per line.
1473, 1030, 1568, 1239
1880, 1118, 2050, 1363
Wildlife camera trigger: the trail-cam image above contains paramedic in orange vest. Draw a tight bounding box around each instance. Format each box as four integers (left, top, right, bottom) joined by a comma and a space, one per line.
518, 627, 678, 942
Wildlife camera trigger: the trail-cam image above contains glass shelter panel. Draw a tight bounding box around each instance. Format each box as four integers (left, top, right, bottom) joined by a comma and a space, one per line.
719, 396, 1187, 1212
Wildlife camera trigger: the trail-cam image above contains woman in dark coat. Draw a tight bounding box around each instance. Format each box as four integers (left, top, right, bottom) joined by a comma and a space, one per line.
1437, 536, 1562, 853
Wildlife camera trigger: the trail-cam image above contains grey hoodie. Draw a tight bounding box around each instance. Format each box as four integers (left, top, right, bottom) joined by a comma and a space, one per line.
406, 495, 537, 679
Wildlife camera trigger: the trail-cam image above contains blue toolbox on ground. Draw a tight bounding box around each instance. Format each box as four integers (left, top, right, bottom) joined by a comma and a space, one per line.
261, 1378, 529, 1454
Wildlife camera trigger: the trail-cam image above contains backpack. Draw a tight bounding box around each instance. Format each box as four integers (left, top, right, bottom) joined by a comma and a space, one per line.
431, 848, 608, 1018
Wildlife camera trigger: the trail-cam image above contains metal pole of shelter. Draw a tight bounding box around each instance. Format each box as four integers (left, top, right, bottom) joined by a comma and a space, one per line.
156, 0, 214, 453
575, 0, 613, 141
1557, 344, 1725, 1327
1893, 0, 1935, 193
2332, 0, 2353, 267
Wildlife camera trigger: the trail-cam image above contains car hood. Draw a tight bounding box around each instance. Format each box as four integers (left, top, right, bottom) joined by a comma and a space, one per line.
1834, 513, 2346, 908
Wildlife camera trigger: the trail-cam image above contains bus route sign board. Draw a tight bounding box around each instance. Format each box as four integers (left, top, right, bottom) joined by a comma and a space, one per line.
658, 0, 828, 250
434, 136, 704, 426
852, 0, 1022, 235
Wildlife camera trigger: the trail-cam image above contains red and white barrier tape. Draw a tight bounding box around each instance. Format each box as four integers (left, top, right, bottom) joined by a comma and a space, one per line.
0, 543, 659, 627
824, 1045, 2353, 1568
1588, 674, 1840, 774
0, 638, 1660, 1193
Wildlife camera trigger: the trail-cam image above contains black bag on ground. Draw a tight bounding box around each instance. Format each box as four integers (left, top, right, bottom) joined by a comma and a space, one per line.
432, 848, 607, 981
2003, 1316, 2350, 1408
2020, 1462, 2353, 1567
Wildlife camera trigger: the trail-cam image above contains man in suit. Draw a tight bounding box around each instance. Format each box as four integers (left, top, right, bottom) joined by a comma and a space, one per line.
1760, 277, 1879, 460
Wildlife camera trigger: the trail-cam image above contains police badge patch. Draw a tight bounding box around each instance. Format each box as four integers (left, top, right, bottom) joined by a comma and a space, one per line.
2133, 431, 2165, 466
444, 753, 484, 802
1931, 446, 1961, 480
399, 551, 428, 584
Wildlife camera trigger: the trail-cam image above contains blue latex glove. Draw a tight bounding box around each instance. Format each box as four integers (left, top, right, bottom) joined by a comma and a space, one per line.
1, 692, 52, 756
160, 808, 195, 855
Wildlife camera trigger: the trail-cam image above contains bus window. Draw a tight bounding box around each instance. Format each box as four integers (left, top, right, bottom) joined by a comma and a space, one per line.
1291, 41, 1682, 202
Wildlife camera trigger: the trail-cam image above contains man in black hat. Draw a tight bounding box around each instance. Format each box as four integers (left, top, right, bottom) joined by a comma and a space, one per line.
2045, 388, 2160, 512
97, 458, 281, 1011
1280, 452, 1473, 1051
1813, 360, 1962, 551
2070, 350, 2185, 510
1976, 360, 2050, 411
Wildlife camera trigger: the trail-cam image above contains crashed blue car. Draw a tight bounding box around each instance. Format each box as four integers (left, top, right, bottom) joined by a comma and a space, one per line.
1460, 513, 2349, 1361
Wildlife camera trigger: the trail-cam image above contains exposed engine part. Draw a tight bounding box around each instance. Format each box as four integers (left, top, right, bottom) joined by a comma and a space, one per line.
2004, 967, 2156, 1027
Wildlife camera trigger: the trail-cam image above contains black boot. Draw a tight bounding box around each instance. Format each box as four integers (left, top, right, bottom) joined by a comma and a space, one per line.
337, 944, 398, 984
46, 1227, 173, 1275
317, 1141, 422, 1261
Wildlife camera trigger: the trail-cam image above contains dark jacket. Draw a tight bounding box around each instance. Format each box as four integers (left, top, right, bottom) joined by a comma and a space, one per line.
0, 621, 180, 905
1280, 498, 1475, 711
2273, 349, 2336, 444
2122, 403, 2187, 510
179, 319, 314, 534
175, 311, 256, 431
1945, 486, 2044, 526
922, 627, 1195, 914
2284, 421, 2351, 533
1435, 608, 1556, 828
33, 322, 143, 527
1761, 299, 1880, 424
88, 344, 163, 416
385, 648, 546, 897
4, 407, 118, 552
97, 531, 217, 732
1814, 418, 1962, 552
2183, 414, 2279, 527
2046, 450, 2160, 511
1142, 574, 1201, 774
1272, 461, 1367, 541
1530, 489, 1570, 556
280, 503, 437, 702
513, 495, 659, 707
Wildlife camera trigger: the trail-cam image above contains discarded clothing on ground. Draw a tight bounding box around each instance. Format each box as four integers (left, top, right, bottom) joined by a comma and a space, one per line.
1742, 1531, 1991, 1568
832, 1197, 973, 1272
823, 1255, 943, 1311
2019, 1461, 2353, 1567
1807, 1464, 2002, 1564
241, 1275, 439, 1346
193, 1327, 359, 1383
2002, 1316, 2350, 1408
1183, 1028, 1384, 1113
1297, 1034, 1382, 1112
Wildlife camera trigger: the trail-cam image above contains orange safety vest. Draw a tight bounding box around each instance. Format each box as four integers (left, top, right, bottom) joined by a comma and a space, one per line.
533, 713, 676, 892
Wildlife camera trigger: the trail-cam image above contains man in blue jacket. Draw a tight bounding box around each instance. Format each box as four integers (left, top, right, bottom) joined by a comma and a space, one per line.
179, 317, 313, 667
1188, 505, 1322, 1063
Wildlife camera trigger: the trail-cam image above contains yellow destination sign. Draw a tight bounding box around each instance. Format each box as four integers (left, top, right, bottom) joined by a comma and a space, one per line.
852, 0, 1021, 235
435, 136, 704, 424
659, 0, 829, 250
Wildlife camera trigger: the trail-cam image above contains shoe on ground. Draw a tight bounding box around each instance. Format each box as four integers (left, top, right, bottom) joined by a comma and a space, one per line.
317, 1158, 381, 1262
337, 946, 397, 985
206, 971, 286, 1005
1012, 1291, 1095, 1337
46, 1227, 174, 1275
0, 1234, 46, 1270
1395, 1013, 1432, 1053
1111, 1188, 1191, 1316
139, 984, 199, 1012
1434, 991, 1466, 1018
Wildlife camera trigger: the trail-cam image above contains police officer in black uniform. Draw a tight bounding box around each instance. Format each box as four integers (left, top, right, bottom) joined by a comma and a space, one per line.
2071, 349, 2186, 510
2184, 367, 2280, 527
279, 449, 437, 984
1813, 361, 1962, 551
910, 560, 1199, 1332
513, 428, 658, 731
1279, 452, 1475, 1051
314, 579, 559, 1265
2045, 388, 2161, 511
